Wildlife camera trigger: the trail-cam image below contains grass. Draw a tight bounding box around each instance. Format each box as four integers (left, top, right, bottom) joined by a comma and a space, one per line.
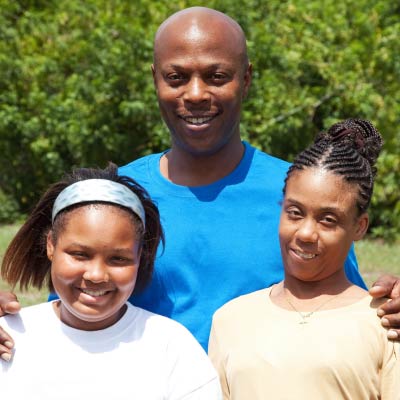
354, 239, 400, 288
0, 224, 399, 307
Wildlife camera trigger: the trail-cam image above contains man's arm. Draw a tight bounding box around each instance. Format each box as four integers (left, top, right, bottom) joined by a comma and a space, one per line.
0, 291, 20, 361
370, 275, 400, 340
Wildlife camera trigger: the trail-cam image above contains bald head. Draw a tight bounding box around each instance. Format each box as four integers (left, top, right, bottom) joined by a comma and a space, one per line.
151, 7, 253, 159
154, 7, 249, 69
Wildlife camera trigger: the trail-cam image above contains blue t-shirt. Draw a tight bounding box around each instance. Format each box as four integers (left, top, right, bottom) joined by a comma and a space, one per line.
118, 142, 365, 349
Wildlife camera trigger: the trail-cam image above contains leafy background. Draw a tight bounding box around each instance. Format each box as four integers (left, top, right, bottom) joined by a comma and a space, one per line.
0, 0, 399, 239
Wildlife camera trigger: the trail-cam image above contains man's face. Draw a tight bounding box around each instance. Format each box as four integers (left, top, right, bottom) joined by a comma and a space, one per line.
152, 22, 251, 157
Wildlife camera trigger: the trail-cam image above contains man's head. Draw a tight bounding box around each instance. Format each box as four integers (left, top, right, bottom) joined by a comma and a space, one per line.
152, 7, 252, 157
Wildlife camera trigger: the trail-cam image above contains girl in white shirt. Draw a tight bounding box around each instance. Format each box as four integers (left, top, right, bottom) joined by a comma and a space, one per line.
1, 163, 221, 400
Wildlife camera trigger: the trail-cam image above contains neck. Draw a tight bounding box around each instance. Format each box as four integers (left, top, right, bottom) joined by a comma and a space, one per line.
160, 138, 245, 186
270, 269, 367, 314
283, 268, 351, 300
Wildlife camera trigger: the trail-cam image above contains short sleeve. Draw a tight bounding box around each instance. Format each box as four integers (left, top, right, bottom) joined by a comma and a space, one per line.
208, 316, 230, 400
380, 340, 400, 400
165, 323, 222, 400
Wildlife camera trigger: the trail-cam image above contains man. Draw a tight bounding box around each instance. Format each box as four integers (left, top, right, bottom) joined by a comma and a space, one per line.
1, 7, 400, 355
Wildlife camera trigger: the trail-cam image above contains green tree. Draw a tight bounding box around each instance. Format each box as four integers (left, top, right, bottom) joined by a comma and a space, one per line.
0, 0, 399, 239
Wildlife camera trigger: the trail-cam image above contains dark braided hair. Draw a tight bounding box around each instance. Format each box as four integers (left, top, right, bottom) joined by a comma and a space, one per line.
284, 119, 383, 215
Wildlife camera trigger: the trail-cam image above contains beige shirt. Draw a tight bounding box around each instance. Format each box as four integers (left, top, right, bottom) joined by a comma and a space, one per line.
209, 287, 400, 400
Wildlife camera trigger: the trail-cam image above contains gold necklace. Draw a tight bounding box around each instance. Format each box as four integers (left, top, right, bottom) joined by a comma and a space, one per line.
284, 293, 339, 325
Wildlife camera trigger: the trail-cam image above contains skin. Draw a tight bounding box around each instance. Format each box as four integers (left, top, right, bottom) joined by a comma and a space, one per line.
271, 168, 369, 310
0, 6, 400, 357
280, 169, 368, 283
1, 204, 141, 359
152, 7, 252, 186
47, 205, 141, 331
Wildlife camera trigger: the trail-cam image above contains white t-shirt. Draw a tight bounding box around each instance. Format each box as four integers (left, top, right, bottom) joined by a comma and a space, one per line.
1, 301, 221, 399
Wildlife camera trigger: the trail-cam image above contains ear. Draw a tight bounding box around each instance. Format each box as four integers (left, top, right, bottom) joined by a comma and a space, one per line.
354, 213, 369, 241
46, 231, 55, 261
242, 63, 253, 99
151, 64, 157, 88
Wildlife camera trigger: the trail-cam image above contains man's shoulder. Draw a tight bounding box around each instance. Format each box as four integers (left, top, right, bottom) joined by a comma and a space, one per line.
118, 152, 164, 186
243, 142, 290, 189
119, 152, 160, 174
249, 143, 291, 171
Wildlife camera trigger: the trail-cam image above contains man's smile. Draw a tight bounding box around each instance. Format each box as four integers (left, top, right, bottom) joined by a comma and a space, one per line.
179, 114, 218, 125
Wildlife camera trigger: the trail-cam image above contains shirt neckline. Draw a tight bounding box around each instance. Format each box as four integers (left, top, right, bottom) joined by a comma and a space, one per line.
148, 141, 255, 197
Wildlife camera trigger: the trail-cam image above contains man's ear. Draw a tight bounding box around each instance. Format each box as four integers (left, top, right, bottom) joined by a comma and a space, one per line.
151, 64, 157, 88
354, 213, 369, 241
47, 231, 55, 261
242, 63, 253, 99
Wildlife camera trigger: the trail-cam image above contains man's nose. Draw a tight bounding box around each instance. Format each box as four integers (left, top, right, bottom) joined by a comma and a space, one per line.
183, 77, 210, 104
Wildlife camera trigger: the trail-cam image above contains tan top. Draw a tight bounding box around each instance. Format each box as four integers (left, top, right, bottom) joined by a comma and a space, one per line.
209, 287, 400, 400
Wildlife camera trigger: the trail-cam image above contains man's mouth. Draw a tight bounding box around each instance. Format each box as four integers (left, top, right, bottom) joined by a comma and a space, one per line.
293, 249, 317, 260
179, 115, 216, 125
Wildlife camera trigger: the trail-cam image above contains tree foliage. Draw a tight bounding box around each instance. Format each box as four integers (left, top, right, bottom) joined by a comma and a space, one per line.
0, 0, 399, 238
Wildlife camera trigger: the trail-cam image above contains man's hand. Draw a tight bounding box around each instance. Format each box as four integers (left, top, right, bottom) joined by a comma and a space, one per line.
369, 274, 400, 341
0, 291, 21, 361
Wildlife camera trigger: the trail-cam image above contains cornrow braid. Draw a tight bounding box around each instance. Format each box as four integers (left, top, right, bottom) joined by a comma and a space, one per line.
284, 119, 383, 214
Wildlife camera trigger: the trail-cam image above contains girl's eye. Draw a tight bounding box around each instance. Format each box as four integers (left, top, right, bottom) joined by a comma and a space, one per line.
110, 256, 133, 265
286, 208, 302, 218
69, 251, 88, 259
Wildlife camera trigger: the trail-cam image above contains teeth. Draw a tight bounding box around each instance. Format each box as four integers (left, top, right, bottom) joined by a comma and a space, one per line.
183, 116, 214, 125
294, 250, 317, 259
81, 289, 108, 297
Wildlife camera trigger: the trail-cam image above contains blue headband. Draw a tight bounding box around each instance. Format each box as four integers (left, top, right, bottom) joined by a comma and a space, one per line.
52, 179, 146, 226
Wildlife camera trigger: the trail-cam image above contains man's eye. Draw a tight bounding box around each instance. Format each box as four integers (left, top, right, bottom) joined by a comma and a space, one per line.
322, 216, 337, 225
209, 73, 229, 83
167, 73, 183, 81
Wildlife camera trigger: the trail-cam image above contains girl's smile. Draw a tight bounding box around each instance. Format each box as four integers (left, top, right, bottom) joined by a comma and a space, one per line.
48, 205, 141, 331
279, 168, 368, 284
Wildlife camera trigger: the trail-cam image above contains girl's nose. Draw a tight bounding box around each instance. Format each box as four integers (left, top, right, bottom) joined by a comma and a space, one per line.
82, 260, 109, 283
296, 219, 319, 243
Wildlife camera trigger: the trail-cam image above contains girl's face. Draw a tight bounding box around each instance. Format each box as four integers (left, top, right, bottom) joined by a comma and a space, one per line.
47, 205, 141, 331
279, 168, 368, 283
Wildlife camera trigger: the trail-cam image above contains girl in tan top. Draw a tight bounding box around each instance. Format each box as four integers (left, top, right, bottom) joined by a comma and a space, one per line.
209, 119, 400, 400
